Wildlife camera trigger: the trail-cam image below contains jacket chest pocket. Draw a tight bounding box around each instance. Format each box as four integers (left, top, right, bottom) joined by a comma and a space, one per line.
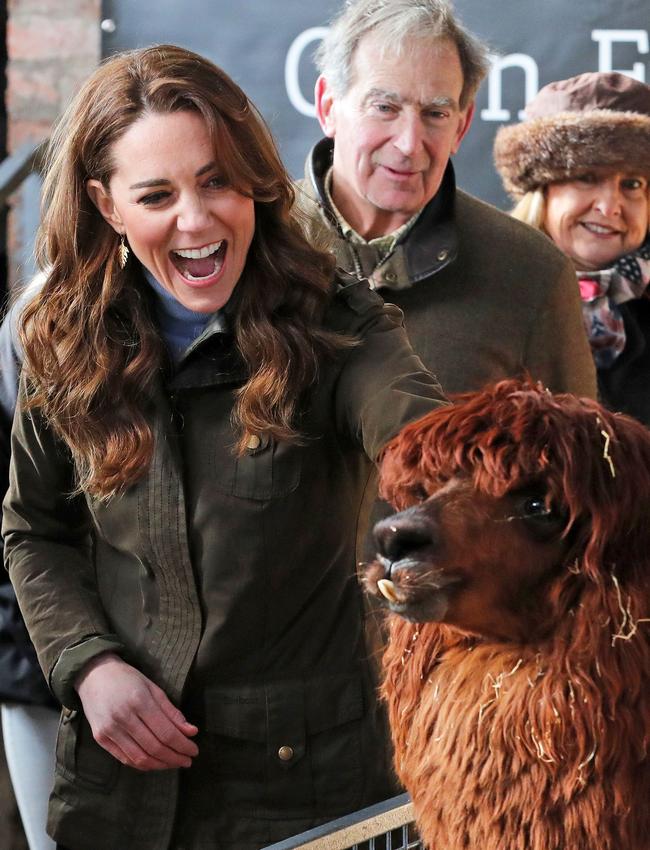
202, 675, 364, 817
212, 434, 301, 501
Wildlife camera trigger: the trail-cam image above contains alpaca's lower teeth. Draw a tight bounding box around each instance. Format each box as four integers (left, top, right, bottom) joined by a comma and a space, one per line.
378, 578, 400, 603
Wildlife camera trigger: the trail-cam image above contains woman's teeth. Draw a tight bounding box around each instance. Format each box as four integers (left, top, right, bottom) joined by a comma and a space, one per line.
581, 222, 619, 235
173, 240, 223, 259
172, 241, 225, 280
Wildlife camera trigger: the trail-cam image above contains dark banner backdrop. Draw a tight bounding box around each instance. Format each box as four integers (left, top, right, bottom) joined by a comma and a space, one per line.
101, 0, 649, 209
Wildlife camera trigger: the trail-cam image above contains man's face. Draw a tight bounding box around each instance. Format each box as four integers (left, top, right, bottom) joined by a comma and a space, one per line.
316, 33, 474, 239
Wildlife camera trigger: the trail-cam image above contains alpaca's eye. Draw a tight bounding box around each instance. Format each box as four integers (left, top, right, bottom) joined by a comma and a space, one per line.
411, 484, 429, 503
523, 497, 550, 518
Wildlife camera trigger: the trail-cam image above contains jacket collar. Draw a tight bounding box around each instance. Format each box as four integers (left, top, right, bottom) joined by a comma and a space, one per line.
302, 137, 458, 290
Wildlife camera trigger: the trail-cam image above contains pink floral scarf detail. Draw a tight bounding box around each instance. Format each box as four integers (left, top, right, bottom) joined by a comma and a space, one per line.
577, 236, 650, 368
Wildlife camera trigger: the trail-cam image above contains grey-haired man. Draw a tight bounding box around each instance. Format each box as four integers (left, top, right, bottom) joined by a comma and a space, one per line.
297, 0, 596, 402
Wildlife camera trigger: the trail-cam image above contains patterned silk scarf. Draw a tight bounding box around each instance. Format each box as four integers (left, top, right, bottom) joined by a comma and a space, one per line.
577, 235, 650, 368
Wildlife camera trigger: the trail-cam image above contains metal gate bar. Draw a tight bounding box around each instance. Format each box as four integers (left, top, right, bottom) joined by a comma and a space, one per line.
262, 793, 422, 850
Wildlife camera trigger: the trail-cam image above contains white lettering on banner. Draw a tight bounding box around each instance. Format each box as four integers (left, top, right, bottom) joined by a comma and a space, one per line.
592, 30, 649, 81
285, 26, 329, 117
285, 27, 649, 123
480, 53, 539, 121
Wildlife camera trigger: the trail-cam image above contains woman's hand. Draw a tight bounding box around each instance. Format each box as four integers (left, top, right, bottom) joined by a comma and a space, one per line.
75, 652, 199, 771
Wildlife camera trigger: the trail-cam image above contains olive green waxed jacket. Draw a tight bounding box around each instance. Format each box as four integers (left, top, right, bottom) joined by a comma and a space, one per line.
3, 279, 446, 850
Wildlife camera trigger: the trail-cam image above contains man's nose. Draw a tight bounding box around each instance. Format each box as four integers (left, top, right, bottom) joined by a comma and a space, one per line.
392, 114, 425, 158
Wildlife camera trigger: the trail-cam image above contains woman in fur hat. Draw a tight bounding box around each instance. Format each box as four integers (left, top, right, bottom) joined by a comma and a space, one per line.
494, 72, 650, 425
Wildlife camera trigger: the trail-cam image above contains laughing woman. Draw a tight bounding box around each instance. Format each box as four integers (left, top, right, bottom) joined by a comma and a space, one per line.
2, 46, 447, 850
494, 72, 650, 425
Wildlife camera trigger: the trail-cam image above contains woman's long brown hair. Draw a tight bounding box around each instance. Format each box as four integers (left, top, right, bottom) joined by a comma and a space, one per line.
22, 45, 350, 499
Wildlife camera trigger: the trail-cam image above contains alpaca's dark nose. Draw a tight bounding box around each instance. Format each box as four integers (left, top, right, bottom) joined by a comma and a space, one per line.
374, 511, 434, 569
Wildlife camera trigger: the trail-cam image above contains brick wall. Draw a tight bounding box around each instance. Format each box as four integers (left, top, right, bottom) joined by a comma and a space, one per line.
5, 0, 101, 287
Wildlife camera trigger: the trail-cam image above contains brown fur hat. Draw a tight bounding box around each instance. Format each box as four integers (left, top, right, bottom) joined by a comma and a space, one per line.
493, 72, 650, 198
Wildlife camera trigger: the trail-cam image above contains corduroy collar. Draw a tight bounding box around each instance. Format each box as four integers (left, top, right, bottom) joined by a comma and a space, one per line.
302, 137, 458, 290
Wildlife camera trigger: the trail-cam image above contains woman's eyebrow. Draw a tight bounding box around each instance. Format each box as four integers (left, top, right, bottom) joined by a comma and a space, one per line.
129, 161, 217, 190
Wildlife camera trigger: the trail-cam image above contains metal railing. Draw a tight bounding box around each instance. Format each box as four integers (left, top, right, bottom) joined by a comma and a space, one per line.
0, 140, 44, 207
262, 794, 423, 850
0, 139, 47, 292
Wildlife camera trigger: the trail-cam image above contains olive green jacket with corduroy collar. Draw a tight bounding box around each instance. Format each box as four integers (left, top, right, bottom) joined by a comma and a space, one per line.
3, 276, 446, 850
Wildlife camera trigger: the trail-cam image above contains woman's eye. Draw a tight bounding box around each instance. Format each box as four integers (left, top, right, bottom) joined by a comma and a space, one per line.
139, 191, 171, 206
621, 177, 646, 192
206, 175, 227, 190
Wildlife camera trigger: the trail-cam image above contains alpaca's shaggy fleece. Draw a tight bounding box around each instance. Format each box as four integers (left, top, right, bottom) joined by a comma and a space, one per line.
373, 379, 650, 850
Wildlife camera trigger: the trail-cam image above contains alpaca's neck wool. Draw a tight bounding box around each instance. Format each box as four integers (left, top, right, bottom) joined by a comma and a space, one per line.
383, 616, 649, 850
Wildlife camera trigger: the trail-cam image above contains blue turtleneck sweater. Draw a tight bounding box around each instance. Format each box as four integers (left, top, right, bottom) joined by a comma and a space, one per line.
143, 268, 227, 364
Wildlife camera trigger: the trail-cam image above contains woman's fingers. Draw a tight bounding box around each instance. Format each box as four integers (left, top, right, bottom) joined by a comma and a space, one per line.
135, 696, 199, 764
147, 679, 200, 742
99, 716, 191, 771
93, 728, 170, 771
75, 652, 200, 771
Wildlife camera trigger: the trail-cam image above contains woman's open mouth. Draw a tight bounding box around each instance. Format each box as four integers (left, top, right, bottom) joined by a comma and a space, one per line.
170, 240, 226, 283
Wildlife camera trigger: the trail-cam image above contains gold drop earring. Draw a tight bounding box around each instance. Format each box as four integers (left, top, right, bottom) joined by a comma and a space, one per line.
117, 233, 130, 269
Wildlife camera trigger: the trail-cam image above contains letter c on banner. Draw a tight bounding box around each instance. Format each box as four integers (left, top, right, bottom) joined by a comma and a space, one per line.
285, 27, 329, 117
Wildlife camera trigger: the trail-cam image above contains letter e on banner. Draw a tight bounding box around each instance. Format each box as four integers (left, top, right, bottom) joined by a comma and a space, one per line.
592, 30, 649, 81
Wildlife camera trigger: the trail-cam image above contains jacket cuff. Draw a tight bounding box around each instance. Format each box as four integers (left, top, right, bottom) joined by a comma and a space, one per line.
50, 634, 126, 709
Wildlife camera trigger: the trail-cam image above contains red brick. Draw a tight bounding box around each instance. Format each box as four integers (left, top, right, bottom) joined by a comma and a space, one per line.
7, 63, 59, 109
8, 0, 100, 17
8, 119, 50, 151
8, 16, 100, 62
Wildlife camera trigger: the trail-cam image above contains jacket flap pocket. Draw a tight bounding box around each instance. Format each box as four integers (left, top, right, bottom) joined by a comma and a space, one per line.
203, 676, 363, 754
305, 675, 364, 735
204, 684, 270, 742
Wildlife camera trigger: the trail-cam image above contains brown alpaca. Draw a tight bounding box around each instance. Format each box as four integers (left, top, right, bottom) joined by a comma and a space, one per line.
365, 379, 650, 850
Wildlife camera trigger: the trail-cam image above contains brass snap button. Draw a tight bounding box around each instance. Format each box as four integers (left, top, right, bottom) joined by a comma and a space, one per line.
437, 249, 449, 262
277, 745, 294, 762
246, 434, 261, 450
384, 271, 396, 282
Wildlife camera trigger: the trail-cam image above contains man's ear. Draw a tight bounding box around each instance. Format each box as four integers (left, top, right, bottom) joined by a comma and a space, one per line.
315, 75, 337, 138
451, 101, 475, 155
86, 179, 124, 234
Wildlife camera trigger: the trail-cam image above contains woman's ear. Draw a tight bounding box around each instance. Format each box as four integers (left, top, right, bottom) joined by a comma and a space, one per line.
86, 179, 124, 234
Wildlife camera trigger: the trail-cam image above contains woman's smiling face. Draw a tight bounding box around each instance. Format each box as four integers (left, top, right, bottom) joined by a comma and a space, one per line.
87, 109, 255, 313
544, 170, 649, 271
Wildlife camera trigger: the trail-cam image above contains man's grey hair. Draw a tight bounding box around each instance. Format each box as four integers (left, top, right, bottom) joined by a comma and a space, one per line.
315, 0, 490, 107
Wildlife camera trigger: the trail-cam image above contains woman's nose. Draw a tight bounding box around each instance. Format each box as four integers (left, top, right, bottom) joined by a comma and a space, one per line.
592, 181, 623, 218
177, 195, 211, 232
